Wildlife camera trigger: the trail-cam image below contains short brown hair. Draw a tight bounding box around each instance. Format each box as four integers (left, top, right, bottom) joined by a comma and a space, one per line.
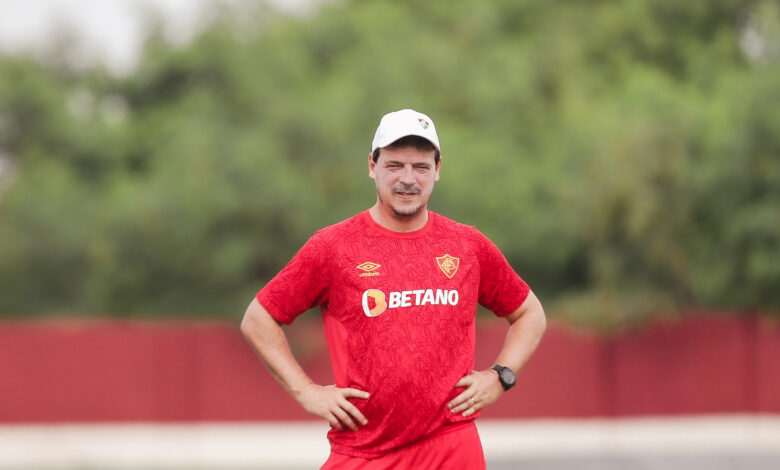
372, 135, 440, 164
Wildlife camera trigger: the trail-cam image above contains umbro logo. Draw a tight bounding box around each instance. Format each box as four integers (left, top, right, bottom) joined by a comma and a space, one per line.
357, 262, 381, 277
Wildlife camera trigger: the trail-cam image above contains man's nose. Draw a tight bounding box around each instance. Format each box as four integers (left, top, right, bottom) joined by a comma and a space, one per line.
399, 165, 416, 184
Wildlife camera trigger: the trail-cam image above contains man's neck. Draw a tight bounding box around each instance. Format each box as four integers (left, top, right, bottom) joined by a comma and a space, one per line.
368, 204, 429, 233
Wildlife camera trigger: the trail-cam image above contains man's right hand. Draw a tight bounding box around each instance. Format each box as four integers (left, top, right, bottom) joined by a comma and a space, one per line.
296, 383, 370, 431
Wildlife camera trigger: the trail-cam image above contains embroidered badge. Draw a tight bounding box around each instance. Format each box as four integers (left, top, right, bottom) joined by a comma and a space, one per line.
357, 262, 381, 277
418, 118, 430, 129
436, 254, 459, 279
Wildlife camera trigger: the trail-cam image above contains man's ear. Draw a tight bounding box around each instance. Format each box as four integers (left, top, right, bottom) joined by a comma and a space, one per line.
434, 156, 442, 182
368, 152, 377, 180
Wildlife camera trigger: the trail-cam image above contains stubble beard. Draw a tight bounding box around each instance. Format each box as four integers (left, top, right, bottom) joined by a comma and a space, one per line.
376, 192, 425, 221
391, 202, 424, 219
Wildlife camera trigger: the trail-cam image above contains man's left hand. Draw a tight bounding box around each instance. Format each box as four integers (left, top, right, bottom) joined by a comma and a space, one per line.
447, 369, 504, 417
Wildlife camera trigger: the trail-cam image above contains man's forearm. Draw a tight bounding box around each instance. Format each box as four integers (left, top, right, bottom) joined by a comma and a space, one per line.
446, 290, 546, 415
240, 298, 314, 399
494, 290, 546, 374
240, 298, 371, 430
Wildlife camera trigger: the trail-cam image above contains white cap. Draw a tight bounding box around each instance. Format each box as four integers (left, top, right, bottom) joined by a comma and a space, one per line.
371, 109, 441, 153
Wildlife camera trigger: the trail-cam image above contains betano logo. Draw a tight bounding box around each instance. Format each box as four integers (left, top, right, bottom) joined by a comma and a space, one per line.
361, 289, 387, 317
361, 288, 460, 317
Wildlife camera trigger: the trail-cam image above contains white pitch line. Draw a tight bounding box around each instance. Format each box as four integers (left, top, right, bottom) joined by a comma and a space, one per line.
1, 416, 779, 469
476, 415, 780, 459
0, 422, 331, 469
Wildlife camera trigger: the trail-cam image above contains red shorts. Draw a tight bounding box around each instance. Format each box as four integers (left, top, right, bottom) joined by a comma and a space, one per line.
320, 422, 485, 470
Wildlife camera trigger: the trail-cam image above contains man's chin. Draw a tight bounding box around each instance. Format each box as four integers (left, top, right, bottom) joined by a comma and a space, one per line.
391, 204, 424, 218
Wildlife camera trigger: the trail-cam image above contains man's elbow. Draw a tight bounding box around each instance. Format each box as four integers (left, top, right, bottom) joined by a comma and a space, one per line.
521, 291, 545, 326
536, 303, 547, 335
240, 314, 253, 341
241, 298, 283, 340
240, 299, 262, 340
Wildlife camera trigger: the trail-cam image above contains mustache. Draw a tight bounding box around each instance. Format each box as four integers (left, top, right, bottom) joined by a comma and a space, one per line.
393, 184, 420, 194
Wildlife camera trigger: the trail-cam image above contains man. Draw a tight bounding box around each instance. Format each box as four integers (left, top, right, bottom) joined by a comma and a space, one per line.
241, 109, 546, 469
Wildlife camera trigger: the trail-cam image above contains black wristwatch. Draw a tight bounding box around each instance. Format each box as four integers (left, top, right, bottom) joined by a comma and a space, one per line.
490, 364, 516, 391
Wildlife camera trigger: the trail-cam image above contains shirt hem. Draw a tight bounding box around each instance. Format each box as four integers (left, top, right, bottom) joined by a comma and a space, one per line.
328, 420, 476, 459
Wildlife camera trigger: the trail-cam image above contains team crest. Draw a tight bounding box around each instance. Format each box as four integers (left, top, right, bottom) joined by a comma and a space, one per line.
418, 118, 430, 129
436, 254, 459, 279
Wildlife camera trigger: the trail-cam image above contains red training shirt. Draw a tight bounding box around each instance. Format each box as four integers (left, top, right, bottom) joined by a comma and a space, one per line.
257, 210, 529, 458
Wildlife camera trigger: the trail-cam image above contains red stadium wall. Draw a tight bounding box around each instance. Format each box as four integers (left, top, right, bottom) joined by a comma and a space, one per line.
2, 314, 779, 423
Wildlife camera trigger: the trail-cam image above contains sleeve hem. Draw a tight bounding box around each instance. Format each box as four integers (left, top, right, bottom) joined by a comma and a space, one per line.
256, 291, 294, 325
492, 289, 530, 317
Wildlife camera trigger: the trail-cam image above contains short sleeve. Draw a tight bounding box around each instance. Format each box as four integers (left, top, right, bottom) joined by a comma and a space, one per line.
476, 231, 530, 316
256, 231, 332, 324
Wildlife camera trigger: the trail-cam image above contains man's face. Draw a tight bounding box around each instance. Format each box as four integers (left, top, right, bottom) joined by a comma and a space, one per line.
368, 145, 441, 219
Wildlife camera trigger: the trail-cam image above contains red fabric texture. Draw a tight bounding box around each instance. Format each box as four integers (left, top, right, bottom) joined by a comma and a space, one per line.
320, 421, 485, 470
257, 210, 529, 458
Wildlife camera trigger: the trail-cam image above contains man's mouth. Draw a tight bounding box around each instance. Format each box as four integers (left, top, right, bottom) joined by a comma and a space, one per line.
393, 185, 419, 197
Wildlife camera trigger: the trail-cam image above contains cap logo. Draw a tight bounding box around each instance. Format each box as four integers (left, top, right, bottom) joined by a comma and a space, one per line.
418, 118, 430, 129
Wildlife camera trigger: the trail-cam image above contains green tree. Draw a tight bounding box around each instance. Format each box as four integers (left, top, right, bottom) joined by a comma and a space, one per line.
0, 0, 777, 327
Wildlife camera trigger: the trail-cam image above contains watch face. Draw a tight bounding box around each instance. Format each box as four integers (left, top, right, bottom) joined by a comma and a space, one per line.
500, 369, 515, 386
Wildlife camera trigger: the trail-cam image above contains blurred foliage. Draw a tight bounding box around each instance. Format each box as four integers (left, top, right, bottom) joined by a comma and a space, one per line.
0, 0, 778, 328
